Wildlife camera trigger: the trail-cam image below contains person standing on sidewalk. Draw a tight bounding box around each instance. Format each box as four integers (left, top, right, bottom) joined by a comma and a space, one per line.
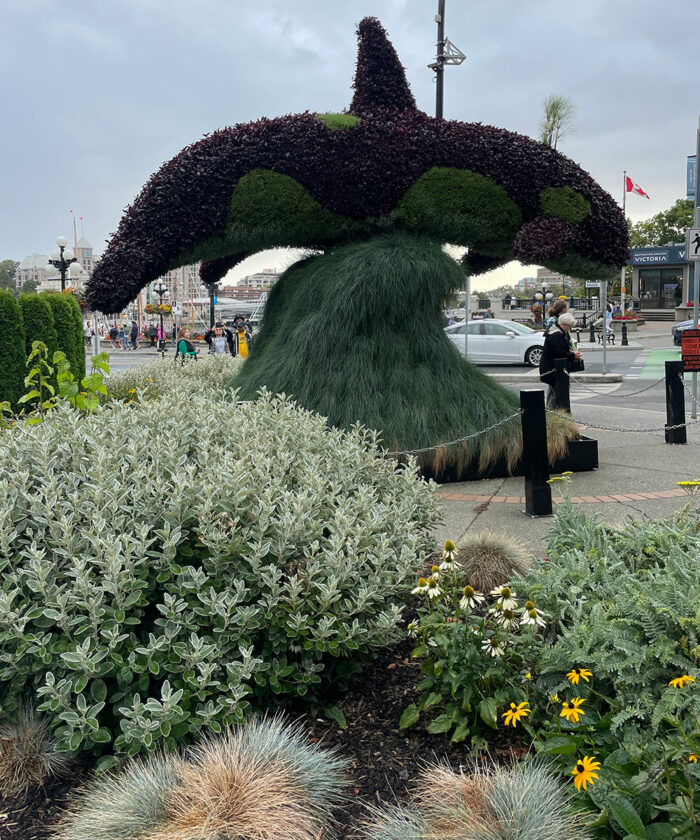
543, 299, 568, 330
539, 312, 582, 409
232, 320, 252, 358
130, 321, 139, 350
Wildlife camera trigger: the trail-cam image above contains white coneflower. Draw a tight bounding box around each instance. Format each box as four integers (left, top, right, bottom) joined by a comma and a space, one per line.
442, 539, 457, 561
426, 577, 442, 599
495, 607, 518, 630
459, 584, 485, 610
439, 557, 457, 572
481, 636, 505, 658
520, 601, 546, 628
407, 621, 419, 638
412, 577, 429, 595
489, 585, 518, 610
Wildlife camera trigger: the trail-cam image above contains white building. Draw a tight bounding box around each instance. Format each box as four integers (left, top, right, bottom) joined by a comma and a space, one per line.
16, 253, 55, 292
237, 268, 279, 290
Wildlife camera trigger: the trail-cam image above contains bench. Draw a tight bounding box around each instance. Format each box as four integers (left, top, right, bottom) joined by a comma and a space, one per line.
595, 329, 615, 345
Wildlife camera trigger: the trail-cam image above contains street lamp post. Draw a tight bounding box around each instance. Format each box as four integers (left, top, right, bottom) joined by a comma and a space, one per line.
152, 281, 170, 356
45, 236, 79, 292
208, 283, 219, 329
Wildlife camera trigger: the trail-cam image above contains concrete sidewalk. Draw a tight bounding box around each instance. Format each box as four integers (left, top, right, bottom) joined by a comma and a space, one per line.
432, 402, 700, 555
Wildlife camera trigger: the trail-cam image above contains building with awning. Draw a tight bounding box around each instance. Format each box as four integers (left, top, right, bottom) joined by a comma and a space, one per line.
629, 244, 693, 320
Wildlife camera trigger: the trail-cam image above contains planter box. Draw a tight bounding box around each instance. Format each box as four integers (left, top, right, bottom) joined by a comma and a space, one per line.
610, 319, 644, 331
676, 307, 697, 322
422, 435, 598, 484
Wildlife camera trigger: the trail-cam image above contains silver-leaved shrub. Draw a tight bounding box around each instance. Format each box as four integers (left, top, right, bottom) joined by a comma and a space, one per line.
0, 387, 439, 764
104, 354, 242, 401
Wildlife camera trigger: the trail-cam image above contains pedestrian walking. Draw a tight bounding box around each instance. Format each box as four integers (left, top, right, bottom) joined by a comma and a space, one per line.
175, 327, 199, 363
130, 321, 139, 350
543, 299, 568, 330
147, 323, 158, 347
109, 325, 119, 349
539, 312, 582, 409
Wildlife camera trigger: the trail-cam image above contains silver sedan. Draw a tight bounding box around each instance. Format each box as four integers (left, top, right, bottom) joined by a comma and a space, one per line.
445, 319, 545, 366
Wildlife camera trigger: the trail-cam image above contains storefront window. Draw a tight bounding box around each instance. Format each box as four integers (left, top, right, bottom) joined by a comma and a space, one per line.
639, 268, 682, 308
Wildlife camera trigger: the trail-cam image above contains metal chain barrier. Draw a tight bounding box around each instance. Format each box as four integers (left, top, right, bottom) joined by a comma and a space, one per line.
546, 406, 698, 434
385, 409, 523, 457
679, 373, 698, 404
565, 373, 666, 399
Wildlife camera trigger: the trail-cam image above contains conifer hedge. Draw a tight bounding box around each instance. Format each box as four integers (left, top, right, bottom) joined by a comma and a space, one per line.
0, 289, 26, 409
19, 293, 58, 362
43, 293, 82, 380
67, 293, 86, 380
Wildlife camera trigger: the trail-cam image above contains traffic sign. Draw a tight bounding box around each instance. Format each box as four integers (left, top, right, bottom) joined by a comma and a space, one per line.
681, 328, 700, 372
584, 280, 600, 288
686, 228, 700, 261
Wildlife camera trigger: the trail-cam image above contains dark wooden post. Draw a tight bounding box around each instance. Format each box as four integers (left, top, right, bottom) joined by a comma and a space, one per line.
553, 358, 571, 413
665, 360, 686, 444
520, 389, 553, 516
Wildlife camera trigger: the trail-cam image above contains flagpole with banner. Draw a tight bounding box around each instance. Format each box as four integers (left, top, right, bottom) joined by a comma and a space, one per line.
620, 171, 626, 312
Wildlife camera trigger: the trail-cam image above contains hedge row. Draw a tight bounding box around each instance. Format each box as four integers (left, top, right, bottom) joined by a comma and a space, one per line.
0, 291, 85, 408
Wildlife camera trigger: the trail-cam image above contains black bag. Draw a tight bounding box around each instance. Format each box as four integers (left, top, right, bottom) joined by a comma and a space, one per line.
567, 356, 585, 373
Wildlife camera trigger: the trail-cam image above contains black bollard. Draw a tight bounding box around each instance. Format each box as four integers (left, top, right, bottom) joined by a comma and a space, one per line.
553, 358, 571, 413
621, 323, 628, 346
520, 390, 553, 516
589, 323, 595, 343
582, 313, 587, 327
665, 360, 686, 444
576, 329, 581, 345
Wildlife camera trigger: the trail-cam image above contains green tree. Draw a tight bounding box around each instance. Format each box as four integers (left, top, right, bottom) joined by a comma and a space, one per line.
0, 289, 26, 408
20, 278, 39, 296
0, 259, 19, 294
539, 95, 575, 149
19, 294, 58, 362
66, 293, 86, 380
628, 198, 694, 247
42, 293, 81, 381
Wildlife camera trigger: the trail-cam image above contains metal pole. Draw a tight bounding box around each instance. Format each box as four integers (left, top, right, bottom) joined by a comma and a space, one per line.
692, 116, 700, 418
209, 284, 216, 328
620, 170, 627, 313
601, 279, 608, 375
435, 0, 445, 119
59, 245, 66, 292
464, 273, 471, 360
520, 389, 552, 517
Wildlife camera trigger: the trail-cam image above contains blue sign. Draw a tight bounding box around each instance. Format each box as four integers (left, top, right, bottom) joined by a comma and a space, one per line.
629, 244, 687, 266
213, 295, 218, 305
688, 155, 696, 200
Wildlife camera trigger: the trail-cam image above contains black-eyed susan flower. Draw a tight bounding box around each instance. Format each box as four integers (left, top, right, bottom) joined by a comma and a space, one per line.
502, 701, 530, 727
481, 636, 504, 658
560, 697, 586, 723
571, 755, 600, 791
489, 586, 517, 610
566, 668, 593, 685
669, 674, 695, 688
688, 754, 698, 763
459, 585, 485, 610
411, 577, 429, 595
426, 577, 442, 599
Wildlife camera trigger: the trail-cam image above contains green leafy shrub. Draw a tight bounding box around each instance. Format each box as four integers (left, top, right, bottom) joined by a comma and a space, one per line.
364, 761, 591, 840
105, 354, 242, 402
0, 707, 71, 798
315, 112, 362, 130
67, 292, 86, 381
18, 293, 58, 362
43, 292, 83, 382
454, 530, 532, 593
0, 289, 26, 409
540, 185, 591, 223
58, 717, 346, 840
0, 388, 439, 760
400, 544, 546, 746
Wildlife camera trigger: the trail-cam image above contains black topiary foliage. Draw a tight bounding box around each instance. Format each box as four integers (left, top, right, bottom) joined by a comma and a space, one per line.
349, 17, 417, 116
199, 253, 246, 286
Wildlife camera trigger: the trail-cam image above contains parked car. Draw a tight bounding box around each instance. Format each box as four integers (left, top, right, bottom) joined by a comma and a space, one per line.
672, 318, 698, 346
444, 319, 545, 366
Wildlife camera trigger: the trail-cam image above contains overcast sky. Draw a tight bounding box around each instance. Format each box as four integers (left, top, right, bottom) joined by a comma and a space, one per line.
2, 0, 698, 290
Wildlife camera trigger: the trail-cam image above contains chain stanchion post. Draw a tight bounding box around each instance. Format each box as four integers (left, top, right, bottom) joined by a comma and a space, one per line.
520, 390, 552, 517
665, 360, 686, 444
553, 358, 570, 413
621, 323, 628, 346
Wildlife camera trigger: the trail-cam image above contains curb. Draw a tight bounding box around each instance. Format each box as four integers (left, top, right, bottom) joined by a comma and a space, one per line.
489, 372, 623, 384
573, 342, 643, 352
437, 487, 687, 505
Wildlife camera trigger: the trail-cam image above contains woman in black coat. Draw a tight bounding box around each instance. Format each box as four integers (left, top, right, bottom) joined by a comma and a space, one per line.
539, 312, 582, 408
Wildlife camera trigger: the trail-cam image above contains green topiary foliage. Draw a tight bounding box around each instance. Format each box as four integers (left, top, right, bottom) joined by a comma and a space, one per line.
65, 293, 86, 380
18, 294, 59, 363
315, 112, 361, 130
396, 167, 523, 257
42, 293, 81, 380
234, 233, 576, 473
179, 169, 365, 265
539, 185, 590, 223
0, 289, 26, 409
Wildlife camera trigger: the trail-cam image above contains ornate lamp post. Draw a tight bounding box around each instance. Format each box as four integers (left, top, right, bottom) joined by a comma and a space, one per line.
152, 281, 170, 354
45, 236, 79, 292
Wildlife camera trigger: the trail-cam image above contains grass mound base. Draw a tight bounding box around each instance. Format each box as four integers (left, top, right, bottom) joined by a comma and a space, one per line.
233, 233, 577, 473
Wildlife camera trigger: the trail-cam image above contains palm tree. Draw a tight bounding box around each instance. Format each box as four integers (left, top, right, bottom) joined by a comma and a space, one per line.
539, 95, 575, 149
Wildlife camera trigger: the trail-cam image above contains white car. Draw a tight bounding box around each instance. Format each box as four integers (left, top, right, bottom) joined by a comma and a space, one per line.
444, 319, 544, 367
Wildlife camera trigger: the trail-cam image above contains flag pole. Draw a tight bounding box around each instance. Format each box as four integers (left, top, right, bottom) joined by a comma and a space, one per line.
620, 170, 627, 312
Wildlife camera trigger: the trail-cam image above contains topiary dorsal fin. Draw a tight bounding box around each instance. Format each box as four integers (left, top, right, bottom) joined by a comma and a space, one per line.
349, 17, 418, 116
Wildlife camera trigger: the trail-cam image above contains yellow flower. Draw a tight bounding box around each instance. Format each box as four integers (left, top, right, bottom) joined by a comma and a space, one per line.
128, 388, 136, 394
549, 693, 560, 703
668, 675, 695, 689
524, 672, 532, 680
567, 668, 593, 685
412, 577, 429, 595
431, 564, 440, 576
688, 754, 698, 763
146, 378, 153, 382
560, 697, 586, 723
571, 755, 600, 791
444, 539, 456, 552
502, 701, 530, 727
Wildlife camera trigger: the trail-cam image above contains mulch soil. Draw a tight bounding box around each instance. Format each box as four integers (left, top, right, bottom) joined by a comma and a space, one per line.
0, 638, 523, 840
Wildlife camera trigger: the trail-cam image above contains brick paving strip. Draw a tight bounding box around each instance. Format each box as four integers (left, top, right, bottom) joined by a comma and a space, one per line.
435, 488, 688, 505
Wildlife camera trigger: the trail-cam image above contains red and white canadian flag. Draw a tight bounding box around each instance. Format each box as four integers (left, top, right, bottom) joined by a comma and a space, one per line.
625, 176, 650, 199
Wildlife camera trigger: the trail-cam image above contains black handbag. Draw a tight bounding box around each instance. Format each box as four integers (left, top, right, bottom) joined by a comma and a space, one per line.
567, 356, 585, 373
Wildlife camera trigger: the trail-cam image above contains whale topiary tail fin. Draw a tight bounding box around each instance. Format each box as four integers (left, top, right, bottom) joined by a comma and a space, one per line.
349, 17, 419, 116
